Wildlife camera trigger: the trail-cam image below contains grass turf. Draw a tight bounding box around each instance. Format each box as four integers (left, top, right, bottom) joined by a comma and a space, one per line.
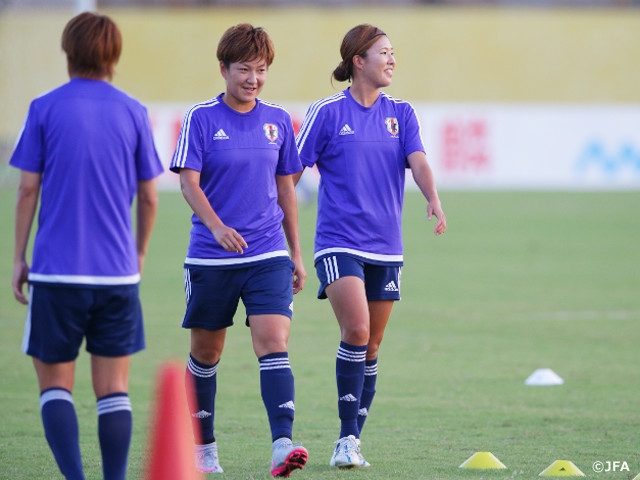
0, 186, 639, 479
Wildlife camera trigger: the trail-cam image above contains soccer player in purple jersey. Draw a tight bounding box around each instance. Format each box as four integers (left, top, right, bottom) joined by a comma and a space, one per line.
295, 24, 447, 468
10, 12, 163, 480
169, 24, 308, 478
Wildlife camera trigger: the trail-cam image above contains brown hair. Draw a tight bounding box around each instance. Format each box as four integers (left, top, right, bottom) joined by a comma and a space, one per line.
332, 24, 387, 83
217, 23, 275, 68
61, 12, 122, 80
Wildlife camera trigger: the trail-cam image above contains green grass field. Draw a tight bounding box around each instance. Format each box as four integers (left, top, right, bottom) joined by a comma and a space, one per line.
0, 185, 639, 480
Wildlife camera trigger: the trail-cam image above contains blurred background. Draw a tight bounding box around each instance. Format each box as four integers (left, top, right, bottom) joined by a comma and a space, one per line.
2, 0, 639, 189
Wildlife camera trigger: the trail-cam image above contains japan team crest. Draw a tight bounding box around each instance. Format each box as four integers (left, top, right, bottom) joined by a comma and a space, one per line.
263, 123, 278, 142
385, 117, 399, 135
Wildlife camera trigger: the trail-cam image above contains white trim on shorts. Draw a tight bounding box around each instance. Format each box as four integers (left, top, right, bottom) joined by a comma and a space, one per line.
21, 285, 33, 354
314, 247, 403, 263
185, 250, 289, 266
28, 273, 141, 285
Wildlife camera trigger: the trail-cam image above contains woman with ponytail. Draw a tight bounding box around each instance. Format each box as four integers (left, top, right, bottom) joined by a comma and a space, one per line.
295, 24, 447, 469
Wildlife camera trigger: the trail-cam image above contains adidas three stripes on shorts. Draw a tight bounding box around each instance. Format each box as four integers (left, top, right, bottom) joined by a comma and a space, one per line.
314, 253, 402, 301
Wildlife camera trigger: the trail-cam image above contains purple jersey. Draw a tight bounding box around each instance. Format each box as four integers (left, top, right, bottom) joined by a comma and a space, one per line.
296, 88, 425, 263
170, 95, 302, 267
9, 78, 164, 286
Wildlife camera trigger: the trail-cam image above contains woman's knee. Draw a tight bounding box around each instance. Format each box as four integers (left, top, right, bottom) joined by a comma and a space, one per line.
190, 329, 225, 365
340, 321, 370, 345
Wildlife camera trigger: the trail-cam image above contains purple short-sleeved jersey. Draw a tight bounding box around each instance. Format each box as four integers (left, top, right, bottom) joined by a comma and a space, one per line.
9, 78, 164, 286
170, 95, 302, 267
296, 88, 425, 264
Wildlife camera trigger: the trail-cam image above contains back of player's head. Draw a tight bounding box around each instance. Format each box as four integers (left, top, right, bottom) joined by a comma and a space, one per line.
217, 24, 275, 68
333, 24, 387, 83
62, 12, 122, 81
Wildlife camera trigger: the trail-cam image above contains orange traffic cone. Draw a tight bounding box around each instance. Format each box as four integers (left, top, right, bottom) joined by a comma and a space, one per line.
145, 361, 203, 480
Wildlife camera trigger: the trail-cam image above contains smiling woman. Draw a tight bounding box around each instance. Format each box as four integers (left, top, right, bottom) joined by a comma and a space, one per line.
168, 23, 309, 478
219, 59, 268, 112
216, 24, 274, 112
294, 23, 447, 469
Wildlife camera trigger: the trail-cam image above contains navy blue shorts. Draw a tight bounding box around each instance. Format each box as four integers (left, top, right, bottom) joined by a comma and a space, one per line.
23, 283, 145, 363
182, 257, 295, 331
315, 253, 402, 301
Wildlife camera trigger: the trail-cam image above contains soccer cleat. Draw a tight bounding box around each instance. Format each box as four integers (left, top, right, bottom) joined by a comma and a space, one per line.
329, 435, 362, 468
194, 442, 223, 473
355, 438, 371, 467
270, 438, 309, 477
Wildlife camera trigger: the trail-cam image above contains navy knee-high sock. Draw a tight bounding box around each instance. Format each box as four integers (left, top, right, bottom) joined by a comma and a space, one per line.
259, 352, 295, 442
358, 358, 378, 434
97, 393, 132, 480
336, 342, 367, 439
186, 354, 218, 444
40, 388, 85, 480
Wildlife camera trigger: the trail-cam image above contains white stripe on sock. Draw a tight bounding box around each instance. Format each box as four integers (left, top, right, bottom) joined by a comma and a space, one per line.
40, 389, 73, 409
97, 395, 132, 416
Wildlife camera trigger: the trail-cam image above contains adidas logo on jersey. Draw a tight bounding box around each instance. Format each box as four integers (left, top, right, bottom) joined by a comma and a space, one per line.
339, 124, 355, 136
213, 129, 229, 140
339, 393, 358, 402
192, 410, 212, 419
384, 281, 399, 292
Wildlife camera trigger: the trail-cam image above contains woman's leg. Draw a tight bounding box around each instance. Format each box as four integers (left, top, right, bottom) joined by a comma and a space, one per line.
34, 358, 85, 480
91, 355, 132, 480
357, 300, 393, 434
250, 314, 294, 441
188, 328, 227, 444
